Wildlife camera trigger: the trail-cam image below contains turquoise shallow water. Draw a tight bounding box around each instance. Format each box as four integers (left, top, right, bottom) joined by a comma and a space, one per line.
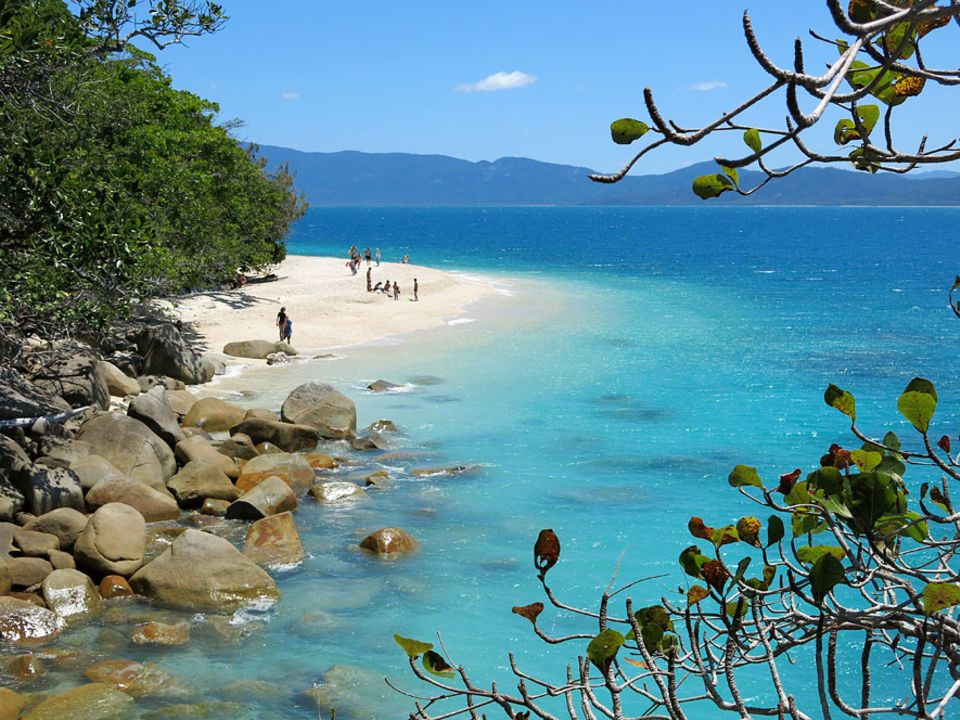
11, 207, 960, 718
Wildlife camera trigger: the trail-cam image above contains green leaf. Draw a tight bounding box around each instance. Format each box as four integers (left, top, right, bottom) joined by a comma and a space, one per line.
951, 276, 960, 293
423, 650, 456, 678
393, 634, 433, 658
726, 597, 750, 618
720, 165, 739, 186
710, 524, 739, 547
766, 515, 785, 547
923, 583, 960, 615
587, 629, 625, 671
850, 449, 883, 472
883, 431, 901, 453
797, 545, 846, 565
897, 377, 938, 432
834, 118, 857, 146
743, 128, 761, 153
858, 105, 880, 134
692, 173, 734, 200
824, 384, 856, 422
732, 556, 752, 585
679, 546, 711, 578
846, 60, 906, 106
729, 464, 762, 489
876, 512, 930, 542
810, 553, 845, 604
635, 605, 673, 632
610, 118, 649, 145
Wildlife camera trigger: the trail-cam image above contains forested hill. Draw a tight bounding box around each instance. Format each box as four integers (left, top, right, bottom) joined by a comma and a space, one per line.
257, 144, 960, 206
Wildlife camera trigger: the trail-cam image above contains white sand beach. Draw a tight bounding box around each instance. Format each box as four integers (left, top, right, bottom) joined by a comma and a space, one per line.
169, 256, 499, 358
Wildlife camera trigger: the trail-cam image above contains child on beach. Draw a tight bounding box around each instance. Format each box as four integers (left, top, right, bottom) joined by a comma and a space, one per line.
282, 317, 292, 343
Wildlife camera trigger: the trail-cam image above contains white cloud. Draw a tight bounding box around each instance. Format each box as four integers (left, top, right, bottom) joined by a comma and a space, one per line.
456, 70, 537, 93
690, 81, 728, 92
281, 91, 300, 101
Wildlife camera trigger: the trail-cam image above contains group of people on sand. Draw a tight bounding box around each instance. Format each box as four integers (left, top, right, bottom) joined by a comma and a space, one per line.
275, 306, 293, 342
347, 245, 380, 275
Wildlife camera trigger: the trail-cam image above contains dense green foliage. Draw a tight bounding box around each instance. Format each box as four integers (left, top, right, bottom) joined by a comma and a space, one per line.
0, 0, 305, 347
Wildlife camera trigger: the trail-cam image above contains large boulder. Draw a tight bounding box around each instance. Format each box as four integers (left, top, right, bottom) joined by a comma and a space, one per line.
9, 556, 54, 587
165, 389, 197, 417
28, 350, 109, 411
359, 527, 419, 556
235, 452, 314, 494
0, 367, 71, 422
22, 509, 87, 550
182, 397, 246, 432
174, 435, 238, 479
127, 387, 184, 448
229, 417, 319, 453
20, 683, 133, 720
225, 476, 297, 520
0, 475, 25, 522
136, 324, 214, 386
280, 382, 356, 440
76, 413, 176, 491
166, 460, 239, 507
34, 436, 93, 468
69, 454, 126, 492
243, 511, 304, 567
73, 503, 145, 577
41, 568, 102, 623
85, 478, 180, 522
222, 339, 297, 360
128, 528, 280, 612
96, 361, 140, 398
0, 596, 63, 644
11, 463, 85, 516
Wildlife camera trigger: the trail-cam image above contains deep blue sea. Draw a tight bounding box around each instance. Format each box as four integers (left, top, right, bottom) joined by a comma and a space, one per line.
33, 207, 960, 718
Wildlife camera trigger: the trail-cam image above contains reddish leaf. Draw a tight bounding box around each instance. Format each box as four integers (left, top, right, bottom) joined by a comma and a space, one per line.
512, 602, 544, 625
701, 560, 730, 593
534, 529, 560, 578
687, 585, 710, 606
820, 444, 852, 471
623, 657, 650, 668
688, 516, 713, 540
776, 469, 801, 495
938, 435, 951, 454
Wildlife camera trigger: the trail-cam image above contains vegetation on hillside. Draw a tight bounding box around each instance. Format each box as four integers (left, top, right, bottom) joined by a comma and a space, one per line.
0, 0, 306, 351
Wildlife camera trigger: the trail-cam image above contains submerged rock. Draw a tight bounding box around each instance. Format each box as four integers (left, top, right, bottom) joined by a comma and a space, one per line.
131, 620, 190, 646
20, 683, 133, 720
309, 481, 367, 504
85, 658, 190, 697
129, 528, 280, 612
358, 527, 419, 556
0, 596, 64, 645
366, 379, 401, 392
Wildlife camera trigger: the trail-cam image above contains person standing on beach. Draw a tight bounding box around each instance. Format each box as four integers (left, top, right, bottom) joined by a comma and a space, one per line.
375, 248, 381, 267
364, 247, 372, 265
392, 281, 399, 301
283, 317, 292, 343
366, 267, 372, 292
276, 307, 287, 340
413, 278, 419, 301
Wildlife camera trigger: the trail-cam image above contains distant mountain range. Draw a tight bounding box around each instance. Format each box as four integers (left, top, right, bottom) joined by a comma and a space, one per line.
255, 144, 960, 206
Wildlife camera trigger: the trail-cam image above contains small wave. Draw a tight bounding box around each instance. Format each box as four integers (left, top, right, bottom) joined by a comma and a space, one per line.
755, 269, 777, 274
447, 318, 476, 325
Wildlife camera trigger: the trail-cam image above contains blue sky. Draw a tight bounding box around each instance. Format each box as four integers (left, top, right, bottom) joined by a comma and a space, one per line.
159, 2, 960, 175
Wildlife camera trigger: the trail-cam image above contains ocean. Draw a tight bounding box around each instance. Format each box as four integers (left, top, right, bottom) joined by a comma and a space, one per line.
32, 207, 960, 718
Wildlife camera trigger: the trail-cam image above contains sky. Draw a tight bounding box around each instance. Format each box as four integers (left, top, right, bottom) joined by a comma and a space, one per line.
158, 1, 960, 175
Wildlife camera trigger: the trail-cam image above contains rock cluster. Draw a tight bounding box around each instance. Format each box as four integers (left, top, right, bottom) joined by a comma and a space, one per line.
0, 331, 436, 715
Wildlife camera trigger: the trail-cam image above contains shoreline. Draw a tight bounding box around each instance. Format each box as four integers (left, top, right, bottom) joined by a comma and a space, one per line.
165, 256, 503, 365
